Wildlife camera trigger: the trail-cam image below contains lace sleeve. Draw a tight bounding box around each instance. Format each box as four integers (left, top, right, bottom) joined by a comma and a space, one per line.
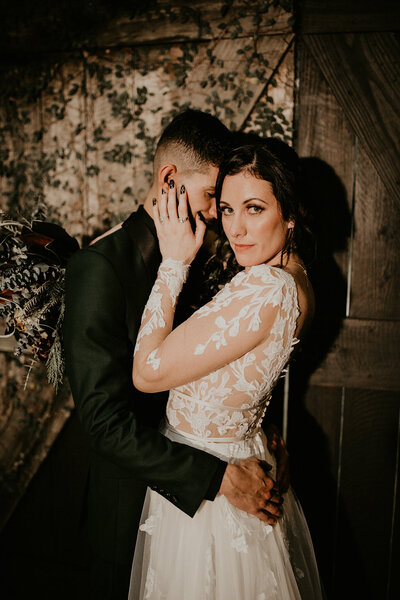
133, 263, 298, 393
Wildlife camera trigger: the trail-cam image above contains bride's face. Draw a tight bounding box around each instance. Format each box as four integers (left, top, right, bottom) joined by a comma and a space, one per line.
219, 171, 293, 268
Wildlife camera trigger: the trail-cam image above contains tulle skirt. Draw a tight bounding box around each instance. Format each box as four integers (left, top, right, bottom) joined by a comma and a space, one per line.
128, 422, 324, 600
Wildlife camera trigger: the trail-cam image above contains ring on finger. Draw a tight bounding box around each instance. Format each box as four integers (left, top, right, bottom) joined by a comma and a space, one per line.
160, 215, 169, 224
178, 216, 189, 223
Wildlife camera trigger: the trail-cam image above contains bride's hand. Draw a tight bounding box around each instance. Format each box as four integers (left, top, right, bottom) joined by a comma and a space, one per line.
152, 180, 206, 265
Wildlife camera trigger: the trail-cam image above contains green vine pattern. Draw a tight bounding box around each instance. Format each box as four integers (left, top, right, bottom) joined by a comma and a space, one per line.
0, 0, 293, 242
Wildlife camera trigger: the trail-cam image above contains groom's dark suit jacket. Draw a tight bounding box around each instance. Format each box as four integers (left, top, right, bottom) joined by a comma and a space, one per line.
63, 206, 226, 597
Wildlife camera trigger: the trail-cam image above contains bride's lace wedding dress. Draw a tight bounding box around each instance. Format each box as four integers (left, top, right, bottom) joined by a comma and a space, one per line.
129, 259, 323, 599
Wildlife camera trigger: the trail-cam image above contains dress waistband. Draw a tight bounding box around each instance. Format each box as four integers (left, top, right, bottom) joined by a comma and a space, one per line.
164, 419, 262, 444
169, 389, 270, 412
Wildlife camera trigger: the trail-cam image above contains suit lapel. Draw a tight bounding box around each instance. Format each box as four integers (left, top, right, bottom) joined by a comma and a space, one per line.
122, 206, 161, 291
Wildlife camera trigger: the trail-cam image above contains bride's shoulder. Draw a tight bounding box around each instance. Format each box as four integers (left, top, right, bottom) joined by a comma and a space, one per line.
230, 264, 296, 290
205, 264, 297, 310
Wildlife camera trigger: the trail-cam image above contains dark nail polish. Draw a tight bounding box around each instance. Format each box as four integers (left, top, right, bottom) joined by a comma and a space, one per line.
169, 179, 175, 189
180, 184, 185, 194
152, 198, 157, 206
161, 188, 166, 195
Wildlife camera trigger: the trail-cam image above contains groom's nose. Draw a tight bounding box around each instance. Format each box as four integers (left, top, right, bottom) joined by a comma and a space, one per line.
208, 200, 218, 220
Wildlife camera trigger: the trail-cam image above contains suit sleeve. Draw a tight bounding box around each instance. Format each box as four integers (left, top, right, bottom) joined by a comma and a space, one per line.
63, 248, 226, 517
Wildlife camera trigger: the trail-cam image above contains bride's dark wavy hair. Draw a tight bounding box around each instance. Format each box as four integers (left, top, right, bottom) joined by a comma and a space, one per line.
201, 135, 314, 301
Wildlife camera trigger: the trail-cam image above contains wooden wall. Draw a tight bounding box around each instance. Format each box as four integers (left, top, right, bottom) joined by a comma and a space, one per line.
288, 2, 400, 598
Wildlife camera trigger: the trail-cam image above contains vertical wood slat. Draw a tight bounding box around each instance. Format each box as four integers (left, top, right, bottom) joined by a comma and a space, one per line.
335, 390, 400, 600
303, 33, 400, 203
287, 381, 343, 595
296, 39, 355, 317
351, 146, 400, 320
293, 38, 356, 596
389, 410, 400, 599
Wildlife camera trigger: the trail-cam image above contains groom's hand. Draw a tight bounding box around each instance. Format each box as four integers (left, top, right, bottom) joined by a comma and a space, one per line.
219, 458, 283, 525
265, 423, 290, 494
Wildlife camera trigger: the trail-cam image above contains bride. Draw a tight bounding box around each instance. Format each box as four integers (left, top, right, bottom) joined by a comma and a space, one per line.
129, 139, 323, 599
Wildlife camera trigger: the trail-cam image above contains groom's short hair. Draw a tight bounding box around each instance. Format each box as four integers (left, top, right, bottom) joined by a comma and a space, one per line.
154, 110, 232, 174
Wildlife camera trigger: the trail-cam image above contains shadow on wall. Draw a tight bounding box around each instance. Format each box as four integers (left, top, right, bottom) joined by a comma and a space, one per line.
287, 158, 372, 598
301, 156, 351, 361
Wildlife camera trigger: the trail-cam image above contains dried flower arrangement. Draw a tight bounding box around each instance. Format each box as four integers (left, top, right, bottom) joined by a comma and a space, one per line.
0, 207, 79, 389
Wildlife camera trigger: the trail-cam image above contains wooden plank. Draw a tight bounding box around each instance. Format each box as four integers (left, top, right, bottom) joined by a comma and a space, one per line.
287, 382, 343, 594
350, 146, 400, 320
389, 410, 400, 598
0, 1, 293, 56
335, 389, 400, 598
301, 0, 400, 33
304, 33, 400, 203
308, 318, 400, 391
97, 1, 293, 46
296, 39, 355, 316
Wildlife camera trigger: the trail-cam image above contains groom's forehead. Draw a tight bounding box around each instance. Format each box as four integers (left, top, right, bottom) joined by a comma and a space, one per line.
183, 165, 219, 187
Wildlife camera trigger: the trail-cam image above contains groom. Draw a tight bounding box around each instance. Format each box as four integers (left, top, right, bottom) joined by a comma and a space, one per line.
63, 110, 288, 600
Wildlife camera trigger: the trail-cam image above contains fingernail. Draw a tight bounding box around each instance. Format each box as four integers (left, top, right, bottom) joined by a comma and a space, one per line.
152, 198, 157, 206
169, 179, 175, 189
180, 184, 185, 194
161, 188, 166, 195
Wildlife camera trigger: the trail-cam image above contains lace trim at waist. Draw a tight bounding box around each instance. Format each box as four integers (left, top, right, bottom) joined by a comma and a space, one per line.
164, 419, 262, 443
169, 389, 270, 412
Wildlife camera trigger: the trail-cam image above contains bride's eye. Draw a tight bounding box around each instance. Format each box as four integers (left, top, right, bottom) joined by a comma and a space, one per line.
248, 205, 264, 214
219, 206, 233, 215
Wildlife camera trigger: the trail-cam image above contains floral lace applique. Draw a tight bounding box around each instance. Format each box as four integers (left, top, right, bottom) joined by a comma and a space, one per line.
167, 267, 299, 440
134, 259, 189, 354
158, 258, 190, 307
135, 263, 299, 441
222, 496, 274, 554
139, 501, 163, 536
146, 349, 160, 371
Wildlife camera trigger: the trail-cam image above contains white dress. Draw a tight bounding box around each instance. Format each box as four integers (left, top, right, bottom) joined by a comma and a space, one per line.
129, 260, 324, 600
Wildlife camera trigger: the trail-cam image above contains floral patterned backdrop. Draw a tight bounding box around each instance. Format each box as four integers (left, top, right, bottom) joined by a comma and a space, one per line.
0, 0, 294, 528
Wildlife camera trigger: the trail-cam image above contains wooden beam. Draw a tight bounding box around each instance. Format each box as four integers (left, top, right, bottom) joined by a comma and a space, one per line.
0, 1, 292, 57
303, 32, 400, 204
308, 318, 400, 391
300, 0, 400, 33
97, 1, 293, 47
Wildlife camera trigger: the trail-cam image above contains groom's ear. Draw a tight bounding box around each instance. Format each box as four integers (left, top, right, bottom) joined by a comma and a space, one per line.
158, 163, 178, 189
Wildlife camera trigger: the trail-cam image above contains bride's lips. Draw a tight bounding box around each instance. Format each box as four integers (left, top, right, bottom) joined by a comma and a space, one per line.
233, 243, 255, 252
